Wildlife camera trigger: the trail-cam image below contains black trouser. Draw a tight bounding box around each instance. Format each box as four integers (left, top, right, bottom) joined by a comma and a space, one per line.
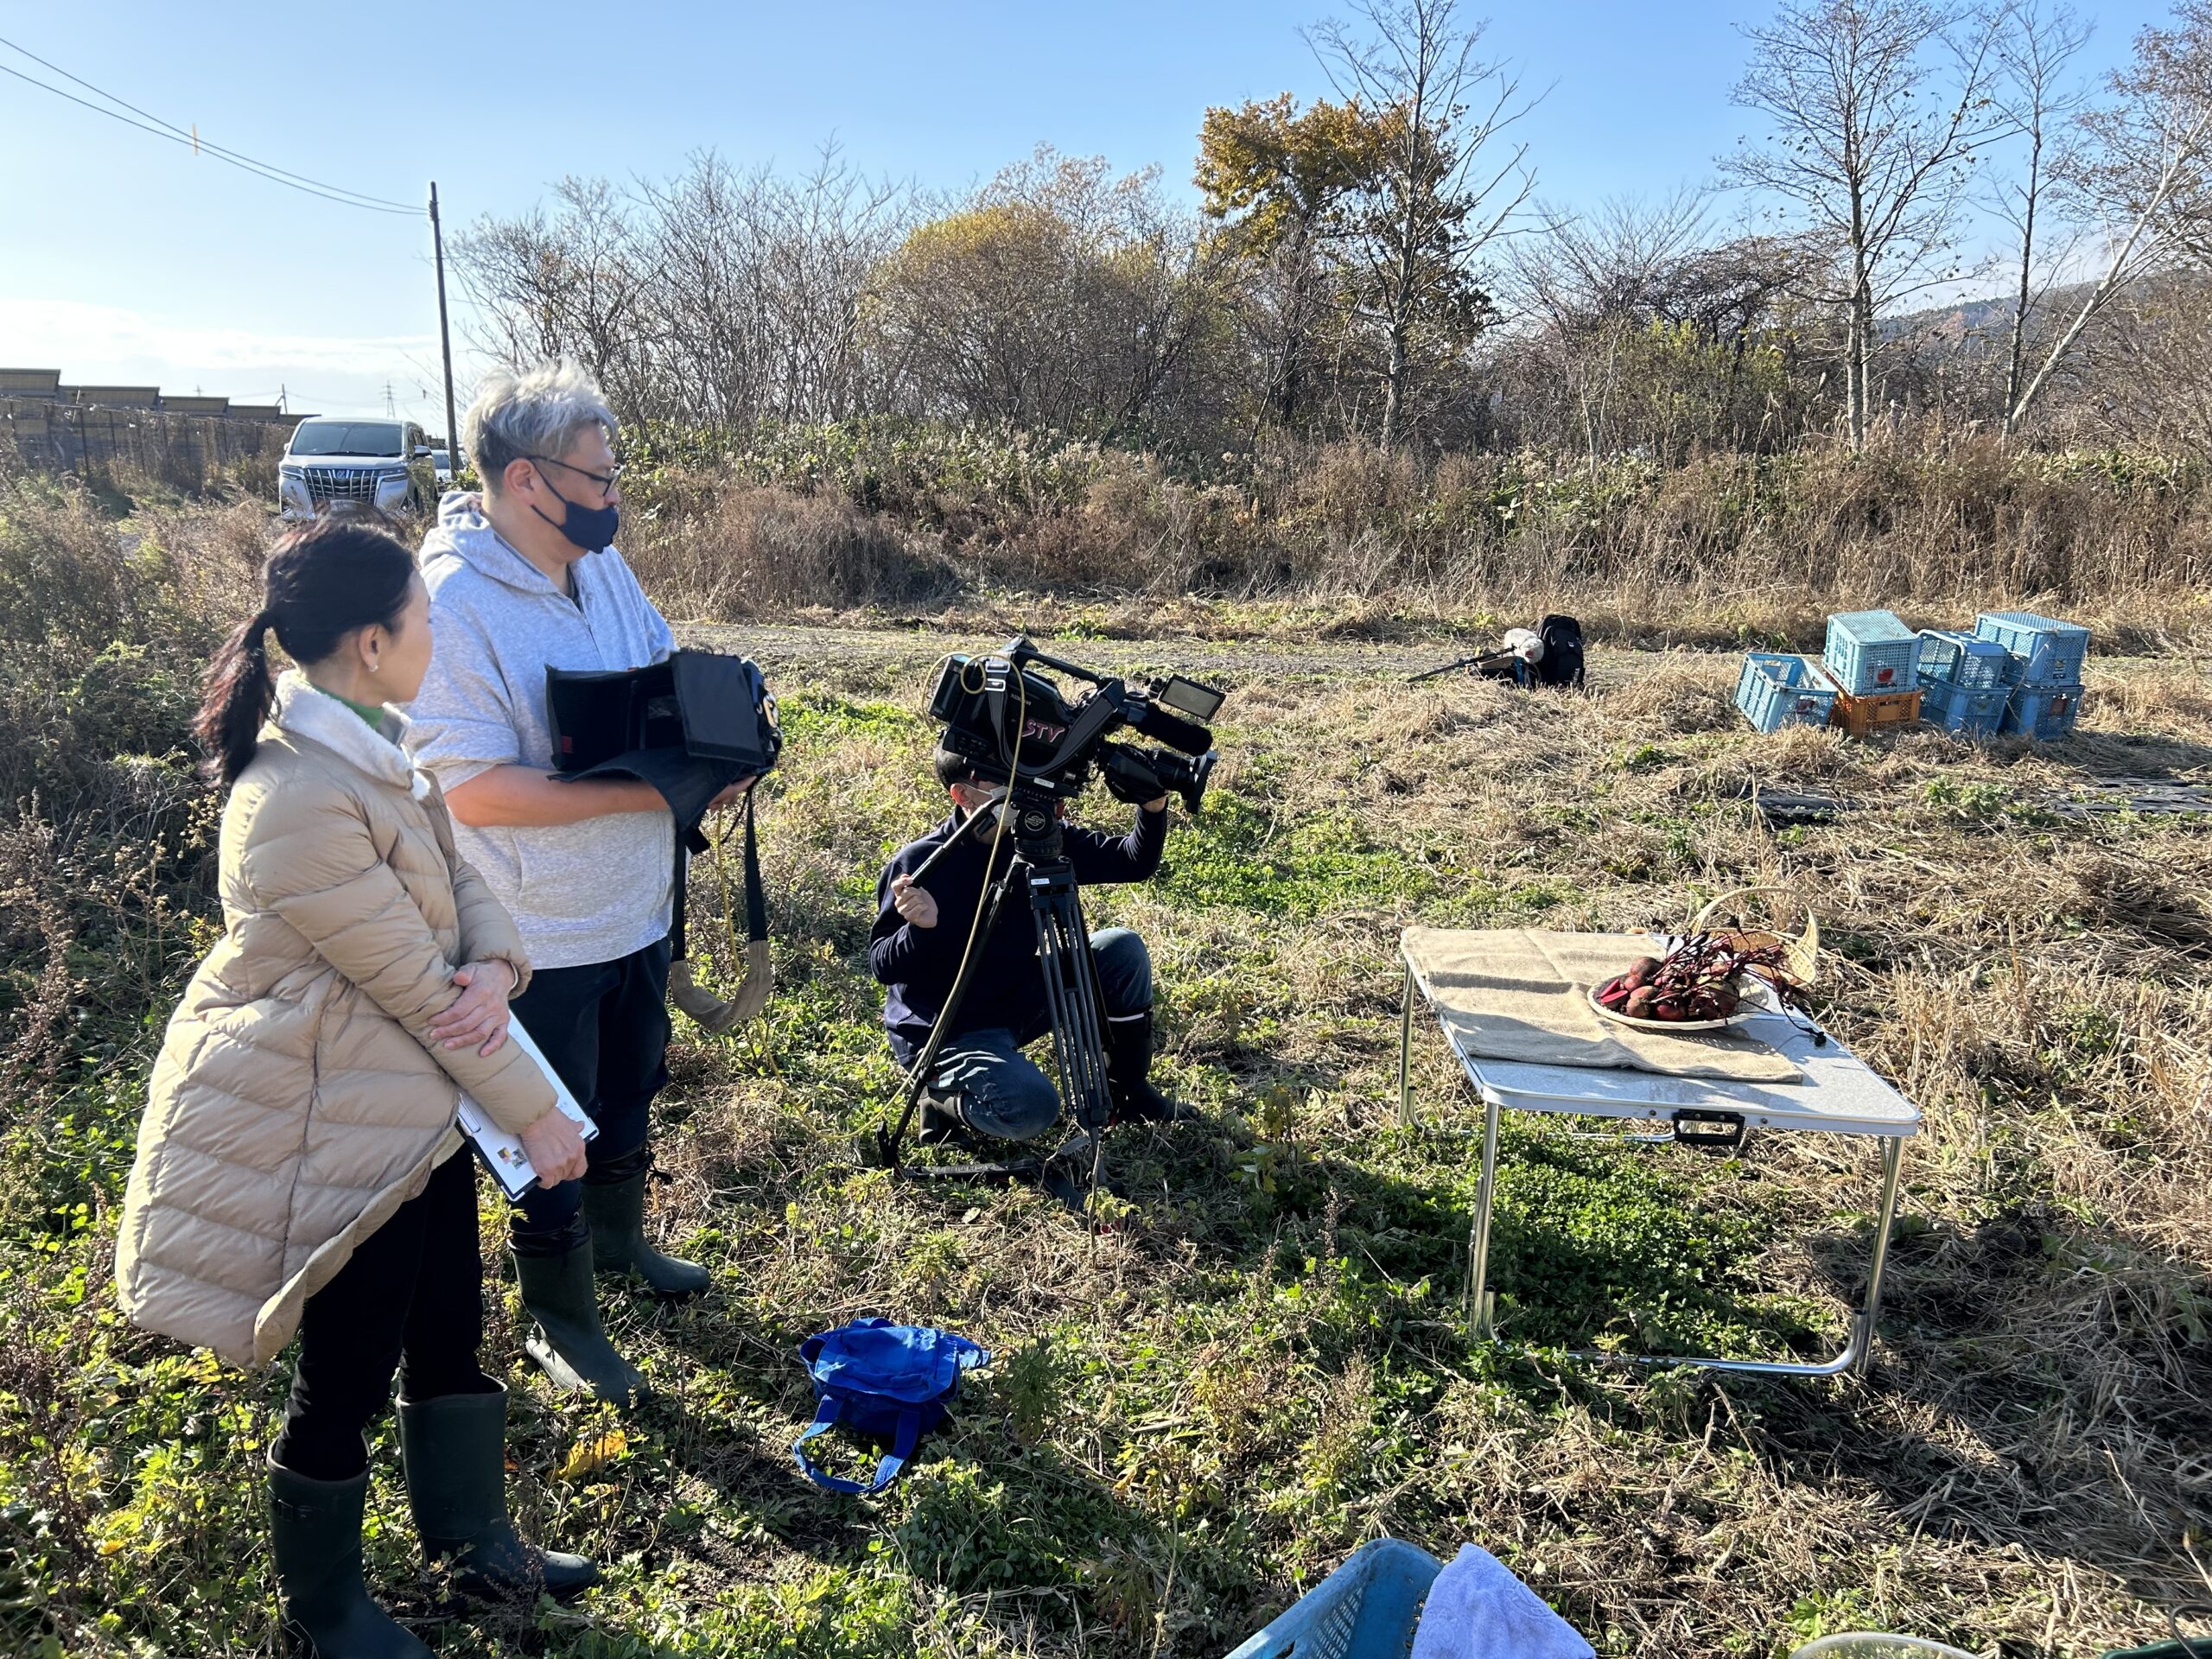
508, 937, 672, 1247
274, 1149, 495, 1482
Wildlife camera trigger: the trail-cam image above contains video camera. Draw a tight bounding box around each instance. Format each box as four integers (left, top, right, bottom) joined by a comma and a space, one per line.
927, 639, 1225, 815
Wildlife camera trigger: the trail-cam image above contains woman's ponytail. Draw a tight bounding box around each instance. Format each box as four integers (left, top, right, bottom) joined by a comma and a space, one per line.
195, 612, 277, 785
194, 518, 416, 788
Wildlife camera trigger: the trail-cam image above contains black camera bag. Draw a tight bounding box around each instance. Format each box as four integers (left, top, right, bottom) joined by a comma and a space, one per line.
543, 652, 780, 1027
1532, 614, 1586, 688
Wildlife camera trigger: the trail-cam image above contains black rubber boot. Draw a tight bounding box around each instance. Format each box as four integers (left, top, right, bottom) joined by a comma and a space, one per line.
1104, 1010, 1196, 1125
266, 1452, 431, 1659
512, 1216, 649, 1408
397, 1385, 598, 1607
918, 1088, 969, 1147
581, 1145, 709, 1297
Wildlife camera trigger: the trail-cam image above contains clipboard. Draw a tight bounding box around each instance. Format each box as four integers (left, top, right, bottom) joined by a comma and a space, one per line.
455, 1018, 596, 1199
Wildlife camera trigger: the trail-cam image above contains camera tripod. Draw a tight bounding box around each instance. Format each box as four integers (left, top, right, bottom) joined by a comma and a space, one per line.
873, 794, 1118, 1214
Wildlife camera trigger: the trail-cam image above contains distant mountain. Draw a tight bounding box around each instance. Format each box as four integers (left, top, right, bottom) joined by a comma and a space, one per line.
1881, 283, 2097, 351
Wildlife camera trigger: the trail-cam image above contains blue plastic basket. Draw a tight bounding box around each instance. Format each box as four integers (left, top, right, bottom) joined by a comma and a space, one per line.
2001, 681, 2085, 740
1825, 611, 1920, 696
1225, 1539, 1444, 1659
1915, 629, 2011, 691
1921, 677, 2006, 735
1736, 652, 1840, 733
1975, 611, 2089, 686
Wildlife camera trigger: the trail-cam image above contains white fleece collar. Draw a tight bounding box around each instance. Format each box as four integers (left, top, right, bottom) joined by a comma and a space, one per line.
424, 490, 569, 596
270, 671, 432, 801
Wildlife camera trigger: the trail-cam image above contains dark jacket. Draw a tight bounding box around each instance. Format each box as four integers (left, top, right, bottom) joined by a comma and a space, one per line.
870, 804, 1167, 1061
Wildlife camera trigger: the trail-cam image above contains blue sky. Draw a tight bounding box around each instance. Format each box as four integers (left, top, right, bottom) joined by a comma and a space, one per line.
0, 0, 2171, 425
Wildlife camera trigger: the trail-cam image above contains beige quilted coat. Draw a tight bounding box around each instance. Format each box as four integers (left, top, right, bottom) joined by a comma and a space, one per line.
117, 673, 556, 1368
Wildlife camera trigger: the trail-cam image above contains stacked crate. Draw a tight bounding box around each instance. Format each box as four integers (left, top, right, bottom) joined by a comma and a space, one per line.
1735, 652, 1840, 733
1915, 628, 2010, 736
1975, 612, 2089, 740
1822, 611, 1922, 737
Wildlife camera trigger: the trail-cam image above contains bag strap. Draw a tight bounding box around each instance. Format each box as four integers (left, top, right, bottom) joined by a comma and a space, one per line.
676, 787, 766, 962
791, 1398, 923, 1496
671, 822, 699, 960
739, 789, 766, 944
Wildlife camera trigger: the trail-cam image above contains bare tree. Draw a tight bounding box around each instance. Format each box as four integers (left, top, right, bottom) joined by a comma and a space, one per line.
1505, 190, 1715, 465
2007, 0, 2212, 429
1726, 0, 2006, 447
454, 176, 654, 414
2069, 270, 2212, 455
458, 150, 910, 429
1308, 0, 1535, 446
635, 146, 908, 426
1503, 195, 1831, 457
1984, 0, 2094, 434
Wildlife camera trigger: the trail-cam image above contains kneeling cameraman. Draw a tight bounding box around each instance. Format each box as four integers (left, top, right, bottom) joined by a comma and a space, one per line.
870, 749, 1185, 1142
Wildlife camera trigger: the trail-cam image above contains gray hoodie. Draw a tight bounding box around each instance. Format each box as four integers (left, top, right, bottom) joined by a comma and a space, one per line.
405, 492, 676, 970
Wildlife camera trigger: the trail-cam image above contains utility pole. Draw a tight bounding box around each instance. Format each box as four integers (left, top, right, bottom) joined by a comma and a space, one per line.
429, 181, 461, 467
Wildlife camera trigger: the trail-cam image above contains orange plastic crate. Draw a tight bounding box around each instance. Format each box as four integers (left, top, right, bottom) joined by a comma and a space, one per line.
1828, 683, 1921, 738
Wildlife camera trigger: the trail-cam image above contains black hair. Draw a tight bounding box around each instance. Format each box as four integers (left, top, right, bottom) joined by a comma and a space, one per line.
194, 516, 418, 785
932, 747, 982, 791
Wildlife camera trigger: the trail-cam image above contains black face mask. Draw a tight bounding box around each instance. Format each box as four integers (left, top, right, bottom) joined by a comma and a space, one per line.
530, 473, 620, 553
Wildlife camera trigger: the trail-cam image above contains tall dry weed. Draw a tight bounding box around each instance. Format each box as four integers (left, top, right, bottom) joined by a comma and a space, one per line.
626, 477, 957, 617
623, 429, 2212, 639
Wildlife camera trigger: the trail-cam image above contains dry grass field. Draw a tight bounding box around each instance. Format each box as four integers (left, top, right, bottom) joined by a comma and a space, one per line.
0, 475, 2207, 1656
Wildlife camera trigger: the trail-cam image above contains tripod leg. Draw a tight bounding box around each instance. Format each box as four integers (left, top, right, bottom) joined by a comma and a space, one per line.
1025, 864, 1116, 1211
1029, 874, 1113, 1133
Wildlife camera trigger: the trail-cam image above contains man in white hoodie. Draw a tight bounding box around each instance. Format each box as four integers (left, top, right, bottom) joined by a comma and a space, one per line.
406, 360, 735, 1407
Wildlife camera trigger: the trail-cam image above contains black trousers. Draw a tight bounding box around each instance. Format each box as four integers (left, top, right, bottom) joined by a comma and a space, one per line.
273, 1149, 494, 1483
509, 937, 672, 1245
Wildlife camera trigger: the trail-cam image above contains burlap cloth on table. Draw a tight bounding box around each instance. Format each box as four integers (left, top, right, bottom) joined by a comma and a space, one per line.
1402, 927, 1802, 1084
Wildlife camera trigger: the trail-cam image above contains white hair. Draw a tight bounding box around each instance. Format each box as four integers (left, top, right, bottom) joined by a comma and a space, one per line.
463, 360, 616, 494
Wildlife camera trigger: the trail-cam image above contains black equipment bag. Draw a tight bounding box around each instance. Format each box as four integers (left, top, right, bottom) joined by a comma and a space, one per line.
546, 651, 781, 778
543, 652, 780, 1027
1532, 614, 1586, 689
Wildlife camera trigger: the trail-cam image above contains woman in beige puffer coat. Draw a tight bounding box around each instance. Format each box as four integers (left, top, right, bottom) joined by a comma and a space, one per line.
115, 518, 596, 1659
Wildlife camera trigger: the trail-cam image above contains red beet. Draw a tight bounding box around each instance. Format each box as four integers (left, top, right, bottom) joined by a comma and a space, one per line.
1597, 976, 1632, 1009
1653, 999, 1690, 1021
1628, 956, 1662, 980
1625, 987, 1659, 1018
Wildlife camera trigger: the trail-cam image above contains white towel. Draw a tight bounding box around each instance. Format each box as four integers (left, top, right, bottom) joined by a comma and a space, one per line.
1410, 1545, 1594, 1659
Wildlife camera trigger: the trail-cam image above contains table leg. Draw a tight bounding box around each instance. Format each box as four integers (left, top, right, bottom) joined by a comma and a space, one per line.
1851, 1134, 1906, 1376
1465, 1093, 1502, 1336
1397, 965, 1416, 1129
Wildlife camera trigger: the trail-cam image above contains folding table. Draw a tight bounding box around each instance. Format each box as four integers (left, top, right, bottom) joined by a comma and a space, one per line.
1397, 938, 1918, 1377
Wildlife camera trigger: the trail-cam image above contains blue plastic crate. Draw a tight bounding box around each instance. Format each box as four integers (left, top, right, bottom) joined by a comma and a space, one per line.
2001, 681, 2085, 741
1975, 611, 2089, 686
1225, 1539, 1443, 1659
1921, 677, 2007, 735
1916, 629, 2011, 690
1736, 652, 1839, 733
1825, 611, 1919, 695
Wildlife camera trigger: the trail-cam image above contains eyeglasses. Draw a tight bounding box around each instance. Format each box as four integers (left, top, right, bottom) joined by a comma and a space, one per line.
524, 453, 624, 494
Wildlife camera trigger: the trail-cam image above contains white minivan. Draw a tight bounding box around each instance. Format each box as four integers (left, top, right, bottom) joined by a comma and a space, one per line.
276, 418, 438, 520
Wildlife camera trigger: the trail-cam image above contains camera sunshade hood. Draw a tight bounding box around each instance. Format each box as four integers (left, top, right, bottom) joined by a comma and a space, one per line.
545, 651, 780, 831
543, 650, 780, 1033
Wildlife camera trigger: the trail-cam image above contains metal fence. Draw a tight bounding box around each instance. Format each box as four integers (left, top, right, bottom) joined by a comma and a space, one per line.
3, 398, 291, 493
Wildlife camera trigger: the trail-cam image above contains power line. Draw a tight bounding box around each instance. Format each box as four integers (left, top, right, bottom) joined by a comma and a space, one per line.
0, 60, 416, 215
0, 40, 419, 215
0, 33, 418, 211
